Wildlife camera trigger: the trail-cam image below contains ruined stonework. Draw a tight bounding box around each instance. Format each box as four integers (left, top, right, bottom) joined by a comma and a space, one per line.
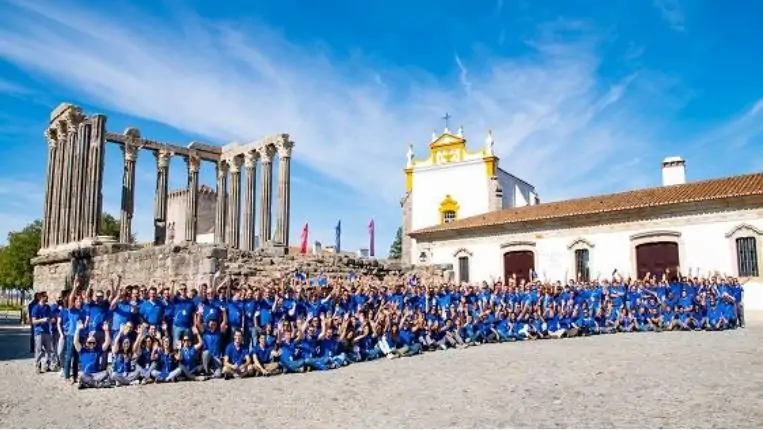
32, 243, 452, 293
400, 191, 413, 264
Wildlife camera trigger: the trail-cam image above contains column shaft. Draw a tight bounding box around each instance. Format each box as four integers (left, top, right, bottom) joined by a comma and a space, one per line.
59, 127, 76, 244
227, 158, 242, 248
50, 123, 66, 247
279, 156, 292, 247
85, 115, 107, 238
154, 150, 171, 245
41, 131, 57, 249
258, 145, 275, 247
70, 122, 89, 241
242, 152, 258, 250
185, 156, 200, 242
214, 162, 228, 244
119, 144, 138, 243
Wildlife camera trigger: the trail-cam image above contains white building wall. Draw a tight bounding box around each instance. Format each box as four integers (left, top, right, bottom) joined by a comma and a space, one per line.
411, 160, 490, 231
421, 209, 763, 310
496, 169, 536, 209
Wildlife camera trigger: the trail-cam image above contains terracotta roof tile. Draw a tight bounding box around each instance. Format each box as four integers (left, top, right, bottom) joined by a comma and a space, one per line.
410, 172, 763, 236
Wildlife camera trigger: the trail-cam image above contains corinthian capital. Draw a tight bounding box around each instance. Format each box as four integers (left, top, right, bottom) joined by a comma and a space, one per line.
123, 143, 139, 162
55, 120, 69, 142
44, 128, 58, 148
258, 144, 276, 164
228, 155, 243, 173
244, 150, 259, 168
276, 135, 294, 159
216, 160, 229, 179
156, 148, 172, 168
186, 154, 201, 173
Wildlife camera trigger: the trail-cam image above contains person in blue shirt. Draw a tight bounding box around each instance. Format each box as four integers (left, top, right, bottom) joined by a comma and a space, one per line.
151, 337, 179, 383
31, 292, 56, 373
27, 292, 40, 354
199, 319, 223, 378
110, 335, 139, 386
171, 282, 196, 348
171, 326, 204, 382
138, 287, 165, 328
73, 320, 112, 389
134, 326, 159, 383
250, 333, 281, 376
222, 330, 252, 379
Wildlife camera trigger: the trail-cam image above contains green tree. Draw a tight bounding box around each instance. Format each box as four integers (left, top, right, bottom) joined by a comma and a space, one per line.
99, 212, 135, 242
0, 213, 131, 290
388, 226, 403, 259
0, 220, 42, 289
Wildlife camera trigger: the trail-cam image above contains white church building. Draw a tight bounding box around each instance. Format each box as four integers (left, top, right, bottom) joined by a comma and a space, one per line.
402, 128, 763, 311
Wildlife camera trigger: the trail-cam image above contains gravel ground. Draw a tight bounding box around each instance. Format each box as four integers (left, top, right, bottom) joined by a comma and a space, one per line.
1, 322, 762, 429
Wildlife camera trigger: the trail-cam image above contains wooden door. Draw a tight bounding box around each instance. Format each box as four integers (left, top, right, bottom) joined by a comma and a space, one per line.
503, 251, 535, 283
636, 242, 679, 279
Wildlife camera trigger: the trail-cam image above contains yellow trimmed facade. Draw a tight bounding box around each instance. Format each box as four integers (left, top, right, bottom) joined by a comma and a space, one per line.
401, 127, 539, 264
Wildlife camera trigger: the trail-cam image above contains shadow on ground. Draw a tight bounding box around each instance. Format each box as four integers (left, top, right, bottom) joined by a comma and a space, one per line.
0, 325, 32, 361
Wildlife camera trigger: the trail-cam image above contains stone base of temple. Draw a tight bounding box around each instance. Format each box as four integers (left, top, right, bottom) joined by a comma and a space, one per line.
31, 241, 453, 293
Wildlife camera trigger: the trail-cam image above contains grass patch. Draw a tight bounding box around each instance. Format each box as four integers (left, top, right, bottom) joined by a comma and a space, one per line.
0, 304, 22, 311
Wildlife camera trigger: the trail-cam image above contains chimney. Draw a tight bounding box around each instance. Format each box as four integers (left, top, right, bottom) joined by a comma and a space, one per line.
662, 156, 686, 186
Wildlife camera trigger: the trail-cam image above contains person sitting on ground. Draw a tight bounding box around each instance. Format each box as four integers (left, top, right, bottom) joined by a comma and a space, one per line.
74, 321, 112, 389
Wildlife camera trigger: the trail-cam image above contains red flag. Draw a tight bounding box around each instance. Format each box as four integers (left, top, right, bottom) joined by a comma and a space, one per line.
300, 223, 309, 254
368, 219, 375, 257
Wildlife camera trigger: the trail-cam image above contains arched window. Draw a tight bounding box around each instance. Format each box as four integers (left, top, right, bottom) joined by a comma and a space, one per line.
438, 195, 459, 224
736, 237, 759, 277
574, 249, 590, 282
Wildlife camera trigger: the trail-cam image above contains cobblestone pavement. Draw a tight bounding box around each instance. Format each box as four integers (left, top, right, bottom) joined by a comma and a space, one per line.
1, 323, 761, 428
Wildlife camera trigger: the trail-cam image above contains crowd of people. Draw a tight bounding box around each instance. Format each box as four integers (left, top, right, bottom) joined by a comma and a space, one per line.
28, 269, 745, 389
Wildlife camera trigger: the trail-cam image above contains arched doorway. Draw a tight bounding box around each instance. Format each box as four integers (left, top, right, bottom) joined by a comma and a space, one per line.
503, 251, 535, 283
635, 241, 679, 279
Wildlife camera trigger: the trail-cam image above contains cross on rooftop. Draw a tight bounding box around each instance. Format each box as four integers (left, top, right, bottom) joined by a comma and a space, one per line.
442, 112, 451, 131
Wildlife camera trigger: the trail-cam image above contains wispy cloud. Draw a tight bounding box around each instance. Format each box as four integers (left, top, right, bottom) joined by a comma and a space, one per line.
495, 0, 505, 15
454, 54, 472, 95
0, 2, 678, 205
653, 0, 685, 31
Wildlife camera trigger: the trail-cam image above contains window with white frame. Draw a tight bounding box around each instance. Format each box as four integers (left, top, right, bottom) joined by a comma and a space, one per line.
736, 237, 759, 277
574, 248, 590, 282
443, 210, 457, 223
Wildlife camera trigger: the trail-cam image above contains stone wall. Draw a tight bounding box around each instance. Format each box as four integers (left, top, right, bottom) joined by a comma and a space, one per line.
32, 243, 452, 293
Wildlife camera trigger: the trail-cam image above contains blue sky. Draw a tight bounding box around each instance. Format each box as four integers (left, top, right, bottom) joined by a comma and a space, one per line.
1, 0, 763, 254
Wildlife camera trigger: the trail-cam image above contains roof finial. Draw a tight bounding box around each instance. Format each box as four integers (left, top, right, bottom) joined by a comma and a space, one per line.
485, 130, 494, 155
432, 129, 438, 141
406, 143, 414, 168
442, 112, 451, 133
457, 125, 464, 137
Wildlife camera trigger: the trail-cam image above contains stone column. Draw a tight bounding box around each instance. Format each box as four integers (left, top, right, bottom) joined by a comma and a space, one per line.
258, 144, 276, 248
119, 139, 139, 244
214, 161, 229, 244
241, 151, 258, 250
184, 155, 201, 242
59, 122, 77, 244
227, 156, 243, 248
41, 128, 58, 248
86, 114, 107, 238
71, 121, 90, 242
274, 137, 294, 247
49, 122, 66, 247
153, 149, 171, 245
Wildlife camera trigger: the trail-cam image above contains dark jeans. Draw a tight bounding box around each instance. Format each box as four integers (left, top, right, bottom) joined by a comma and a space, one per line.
29, 326, 34, 354
63, 335, 79, 380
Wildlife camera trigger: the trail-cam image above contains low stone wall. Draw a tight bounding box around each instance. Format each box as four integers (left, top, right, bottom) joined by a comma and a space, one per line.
32, 243, 452, 293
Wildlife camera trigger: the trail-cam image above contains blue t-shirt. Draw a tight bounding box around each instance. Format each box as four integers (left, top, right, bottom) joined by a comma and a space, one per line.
31, 304, 52, 335
85, 301, 109, 332
202, 330, 222, 358
252, 344, 272, 364
79, 349, 103, 374
139, 300, 164, 326
173, 298, 195, 329
225, 343, 248, 366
